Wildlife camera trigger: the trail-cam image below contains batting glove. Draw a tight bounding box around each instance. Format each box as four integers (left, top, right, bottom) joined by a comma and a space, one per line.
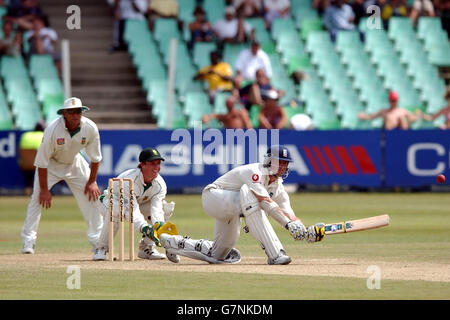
286, 220, 307, 241
306, 223, 325, 243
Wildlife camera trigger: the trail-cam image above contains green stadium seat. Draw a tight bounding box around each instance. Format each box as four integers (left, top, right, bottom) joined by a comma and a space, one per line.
214, 91, 232, 114
335, 30, 361, 53
35, 78, 63, 102
177, 0, 196, 24
249, 104, 260, 128
42, 93, 64, 120
153, 18, 180, 42
183, 92, 211, 118
124, 19, 151, 44
388, 17, 414, 40
417, 17, 444, 40
193, 42, 217, 68
287, 55, 311, 74
300, 18, 323, 41
293, 7, 319, 28
203, 0, 225, 23
271, 18, 296, 40
0, 102, 13, 130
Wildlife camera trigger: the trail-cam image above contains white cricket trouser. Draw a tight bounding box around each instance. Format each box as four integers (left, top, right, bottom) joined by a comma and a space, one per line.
21, 155, 103, 247
201, 187, 242, 260
95, 196, 148, 249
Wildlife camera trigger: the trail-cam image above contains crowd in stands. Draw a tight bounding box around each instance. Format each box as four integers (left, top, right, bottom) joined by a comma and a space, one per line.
109, 0, 450, 131
0, 0, 61, 73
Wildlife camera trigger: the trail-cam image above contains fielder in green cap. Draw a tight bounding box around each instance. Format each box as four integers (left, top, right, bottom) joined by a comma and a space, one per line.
92, 147, 178, 263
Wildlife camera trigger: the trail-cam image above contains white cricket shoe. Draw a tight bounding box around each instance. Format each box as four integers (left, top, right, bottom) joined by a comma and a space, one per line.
93, 247, 107, 261
21, 241, 35, 254
268, 250, 291, 265
138, 245, 166, 260
166, 251, 180, 263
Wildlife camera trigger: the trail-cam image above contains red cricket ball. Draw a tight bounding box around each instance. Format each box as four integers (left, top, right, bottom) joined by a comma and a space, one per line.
437, 174, 446, 184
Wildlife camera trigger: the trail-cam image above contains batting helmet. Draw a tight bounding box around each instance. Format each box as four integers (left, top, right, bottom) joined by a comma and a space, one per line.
263, 145, 292, 179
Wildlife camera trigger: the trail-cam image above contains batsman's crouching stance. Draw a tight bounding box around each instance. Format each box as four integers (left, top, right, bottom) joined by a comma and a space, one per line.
92, 147, 179, 263
152, 145, 325, 265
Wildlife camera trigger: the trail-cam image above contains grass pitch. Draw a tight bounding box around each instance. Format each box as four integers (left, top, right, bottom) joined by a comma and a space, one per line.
0, 193, 449, 300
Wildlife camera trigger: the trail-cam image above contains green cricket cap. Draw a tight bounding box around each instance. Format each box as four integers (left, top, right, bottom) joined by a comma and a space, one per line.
139, 147, 165, 162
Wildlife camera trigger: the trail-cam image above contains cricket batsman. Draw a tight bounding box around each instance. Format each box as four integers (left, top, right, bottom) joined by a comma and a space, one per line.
92, 147, 178, 262
156, 145, 325, 265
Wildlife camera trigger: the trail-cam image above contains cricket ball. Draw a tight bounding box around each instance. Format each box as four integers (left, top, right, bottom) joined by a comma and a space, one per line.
437, 174, 446, 184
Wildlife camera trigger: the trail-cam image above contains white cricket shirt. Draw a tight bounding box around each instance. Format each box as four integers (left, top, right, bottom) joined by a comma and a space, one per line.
207, 162, 294, 215
34, 116, 102, 168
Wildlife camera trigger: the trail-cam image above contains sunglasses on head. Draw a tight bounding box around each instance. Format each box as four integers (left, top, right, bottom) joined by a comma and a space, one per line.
66, 108, 82, 114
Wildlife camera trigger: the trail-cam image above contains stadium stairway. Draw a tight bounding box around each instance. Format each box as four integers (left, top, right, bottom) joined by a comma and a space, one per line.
39, 0, 155, 128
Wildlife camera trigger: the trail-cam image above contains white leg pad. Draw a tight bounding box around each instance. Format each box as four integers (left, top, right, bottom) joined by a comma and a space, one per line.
240, 185, 284, 260
160, 234, 241, 264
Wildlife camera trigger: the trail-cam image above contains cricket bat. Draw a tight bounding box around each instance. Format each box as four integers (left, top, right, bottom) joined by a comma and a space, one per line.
324, 214, 390, 235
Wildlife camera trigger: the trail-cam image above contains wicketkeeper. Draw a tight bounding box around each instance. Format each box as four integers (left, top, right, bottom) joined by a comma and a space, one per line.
92, 147, 178, 262
155, 145, 325, 265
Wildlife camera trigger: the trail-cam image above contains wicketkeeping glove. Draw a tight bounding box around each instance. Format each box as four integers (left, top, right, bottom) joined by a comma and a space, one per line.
142, 222, 165, 246
285, 220, 307, 241
306, 223, 325, 243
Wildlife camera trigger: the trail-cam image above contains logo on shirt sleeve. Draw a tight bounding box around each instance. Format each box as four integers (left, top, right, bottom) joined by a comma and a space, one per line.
251, 174, 259, 182
57, 138, 65, 145
81, 137, 86, 145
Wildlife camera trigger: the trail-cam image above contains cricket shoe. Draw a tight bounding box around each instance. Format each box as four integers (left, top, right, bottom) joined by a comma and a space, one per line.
166, 250, 180, 263
138, 245, 166, 260
267, 250, 291, 265
93, 247, 107, 261
21, 241, 35, 254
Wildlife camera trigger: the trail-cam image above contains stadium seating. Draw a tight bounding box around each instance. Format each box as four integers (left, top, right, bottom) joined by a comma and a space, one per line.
116, 4, 449, 130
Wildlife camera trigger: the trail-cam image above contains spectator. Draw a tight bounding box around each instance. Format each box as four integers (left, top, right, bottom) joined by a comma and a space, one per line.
112, 0, 148, 52
148, 0, 182, 31
263, 0, 291, 28
18, 121, 45, 196
420, 89, 450, 129
202, 95, 253, 129
193, 50, 234, 104
234, 40, 272, 88
350, 0, 367, 26
410, 0, 435, 25
433, 0, 450, 38
358, 91, 419, 129
237, 68, 284, 110
323, 0, 356, 41
25, 16, 61, 74
290, 113, 314, 130
258, 89, 289, 129
234, 0, 263, 18
0, 20, 22, 57
212, 6, 255, 45
381, 0, 408, 22
188, 6, 214, 49
3, 0, 46, 31
313, 0, 331, 16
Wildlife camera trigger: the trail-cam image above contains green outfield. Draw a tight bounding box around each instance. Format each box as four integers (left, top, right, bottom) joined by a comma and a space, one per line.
0, 193, 449, 300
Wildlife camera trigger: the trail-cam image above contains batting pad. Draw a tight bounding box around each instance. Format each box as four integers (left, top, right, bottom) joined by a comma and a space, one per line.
240, 185, 284, 260
160, 234, 241, 264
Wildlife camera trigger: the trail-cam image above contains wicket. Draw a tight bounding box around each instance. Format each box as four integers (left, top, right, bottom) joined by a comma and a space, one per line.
108, 178, 134, 261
